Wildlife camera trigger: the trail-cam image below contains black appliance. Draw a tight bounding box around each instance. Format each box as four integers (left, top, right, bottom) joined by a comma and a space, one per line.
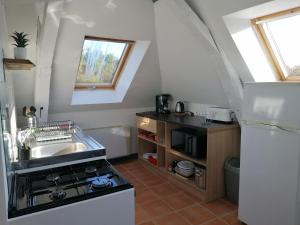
8, 159, 133, 218
175, 101, 185, 113
171, 128, 207, 159
156, 94, 171, 114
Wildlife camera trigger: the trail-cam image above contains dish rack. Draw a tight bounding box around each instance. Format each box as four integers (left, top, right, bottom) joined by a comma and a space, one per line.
33, 120, 76, 143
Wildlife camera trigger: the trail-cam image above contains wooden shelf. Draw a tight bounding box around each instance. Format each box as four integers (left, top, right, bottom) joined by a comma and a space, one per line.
169, 171, 206, 193
136, 114, 241, 202
138, 135, 165, 147
141, 157, 206, 193
138, 135, 158, 144
3, 58, 35, 70
167, 149, 207, 167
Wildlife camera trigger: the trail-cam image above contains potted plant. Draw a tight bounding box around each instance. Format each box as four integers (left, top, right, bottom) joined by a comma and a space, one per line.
11, 31, 29, 59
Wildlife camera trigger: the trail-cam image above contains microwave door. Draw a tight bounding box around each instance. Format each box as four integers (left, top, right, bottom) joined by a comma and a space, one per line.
185, 136, 193, 155
192, 136, 198, 158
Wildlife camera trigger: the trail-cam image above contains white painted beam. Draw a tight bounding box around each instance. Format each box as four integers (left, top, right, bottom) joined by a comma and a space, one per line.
34, 0, 64, 122
155, 0, 243, 120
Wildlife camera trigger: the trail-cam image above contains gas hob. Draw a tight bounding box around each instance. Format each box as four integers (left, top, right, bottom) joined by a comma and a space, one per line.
9, 159, 133, 218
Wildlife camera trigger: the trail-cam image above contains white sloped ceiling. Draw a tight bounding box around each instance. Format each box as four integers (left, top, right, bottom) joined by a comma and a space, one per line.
154, 0, 230, 108
49, 0, 162, 113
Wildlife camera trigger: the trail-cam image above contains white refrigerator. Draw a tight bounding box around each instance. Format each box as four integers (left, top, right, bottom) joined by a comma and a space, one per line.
239, 82, 300, 225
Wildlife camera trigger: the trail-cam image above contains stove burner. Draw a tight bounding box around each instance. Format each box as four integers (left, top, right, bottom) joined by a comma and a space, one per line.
49, 189, 66, 200
85, 166, 97, 174
46, 174, 61, 183
91, 177, 112, 189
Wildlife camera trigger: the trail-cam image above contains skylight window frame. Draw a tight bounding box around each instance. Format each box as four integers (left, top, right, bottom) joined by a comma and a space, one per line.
252, 7, 300, 81
75, 36, 135, 90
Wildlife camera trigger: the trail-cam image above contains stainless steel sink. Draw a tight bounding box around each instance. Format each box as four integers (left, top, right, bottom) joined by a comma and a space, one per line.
30, 142, 88, 159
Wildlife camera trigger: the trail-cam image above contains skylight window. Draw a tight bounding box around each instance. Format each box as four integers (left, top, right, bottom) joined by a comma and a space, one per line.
252, 7, 300, 81
75, 36, 134, 89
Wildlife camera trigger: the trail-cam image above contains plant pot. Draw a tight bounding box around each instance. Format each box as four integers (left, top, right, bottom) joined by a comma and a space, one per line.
14, 47, 27, 59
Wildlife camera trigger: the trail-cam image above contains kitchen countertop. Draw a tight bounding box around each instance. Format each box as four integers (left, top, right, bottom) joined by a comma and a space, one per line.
136, 111, 239, 130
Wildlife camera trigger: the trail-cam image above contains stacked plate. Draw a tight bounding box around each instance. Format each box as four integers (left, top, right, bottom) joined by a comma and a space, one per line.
175, 160, 195, 177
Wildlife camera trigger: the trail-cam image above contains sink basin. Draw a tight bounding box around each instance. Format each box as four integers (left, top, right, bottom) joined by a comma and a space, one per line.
30, 142, 88, 159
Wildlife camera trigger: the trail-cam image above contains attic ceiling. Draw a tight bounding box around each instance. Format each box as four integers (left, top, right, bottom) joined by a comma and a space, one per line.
5, 0, 155, 4
48, 0, 162, 113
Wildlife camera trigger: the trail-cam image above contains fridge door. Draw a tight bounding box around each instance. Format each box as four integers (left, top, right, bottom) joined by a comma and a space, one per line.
243, 82, 300, 129
239, 123, 300, 225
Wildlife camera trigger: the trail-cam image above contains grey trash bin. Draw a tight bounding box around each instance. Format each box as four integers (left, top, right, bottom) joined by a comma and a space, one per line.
224, 157, 240, 204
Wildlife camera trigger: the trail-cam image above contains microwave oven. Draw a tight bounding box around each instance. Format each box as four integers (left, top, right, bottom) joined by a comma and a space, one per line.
171, 128, 207, 159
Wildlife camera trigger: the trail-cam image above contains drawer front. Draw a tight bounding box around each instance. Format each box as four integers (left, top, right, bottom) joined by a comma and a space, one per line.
137, 116, 157, 134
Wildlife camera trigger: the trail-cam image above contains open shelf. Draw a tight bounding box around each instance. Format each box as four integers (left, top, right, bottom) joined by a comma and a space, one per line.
136, 114, 241, 202
168, 171, 206, 193
138, 135, 158, 145
167, 149, 207, 167
3, 58, 35, 70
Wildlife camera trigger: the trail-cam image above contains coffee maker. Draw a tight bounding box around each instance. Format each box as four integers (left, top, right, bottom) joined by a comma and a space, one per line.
156, 94, 171, 114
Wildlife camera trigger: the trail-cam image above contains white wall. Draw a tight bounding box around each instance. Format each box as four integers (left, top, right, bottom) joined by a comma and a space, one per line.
49, 0, 161, 113
5, 3, 38, 125
185, 0, 268, 83
47, 0, 162, 157
223, 0, 300, 82
0, 0, 8, 223
49, 106, 155, 155
2, 0, 162, 158
154, 0, 230, 108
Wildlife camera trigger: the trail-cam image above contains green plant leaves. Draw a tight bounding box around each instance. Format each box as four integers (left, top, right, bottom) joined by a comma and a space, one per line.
10, 31, 29, 47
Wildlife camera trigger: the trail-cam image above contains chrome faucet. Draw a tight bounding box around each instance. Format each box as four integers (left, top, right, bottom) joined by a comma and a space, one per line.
23, 106, 38, 128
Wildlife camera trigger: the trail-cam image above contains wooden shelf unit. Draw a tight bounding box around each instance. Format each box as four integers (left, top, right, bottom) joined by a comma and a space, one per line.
167, 149, 207, 167
3, 58, 35, 70
137, 115, 240, 202
137, 119, 166, 169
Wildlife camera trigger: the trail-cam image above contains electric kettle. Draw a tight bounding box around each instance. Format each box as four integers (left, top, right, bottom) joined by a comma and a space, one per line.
175, 101, 185, 113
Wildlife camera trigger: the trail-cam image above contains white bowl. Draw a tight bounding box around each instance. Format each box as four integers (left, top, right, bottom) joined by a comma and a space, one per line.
177, 160, 195, 170
175, 166, 195, 177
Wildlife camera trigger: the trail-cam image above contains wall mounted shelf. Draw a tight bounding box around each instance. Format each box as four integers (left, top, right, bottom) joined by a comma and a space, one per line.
3, 58, 35, 70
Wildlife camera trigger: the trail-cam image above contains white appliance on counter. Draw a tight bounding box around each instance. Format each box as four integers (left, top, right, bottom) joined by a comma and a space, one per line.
239, 82, 300, 225
206, 107, 234, 122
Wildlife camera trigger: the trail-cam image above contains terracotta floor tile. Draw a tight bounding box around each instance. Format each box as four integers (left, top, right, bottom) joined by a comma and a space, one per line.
154, 212, 190, 225
138, 173, 161, 182
221, 211, 243, 225
121, 171, 136, 181
202, 200, 236, 216
114, 164, 128, 172
162, 192, 197, 210
220, 198, 238, 209
115, 160, 242, 225
136, 188, 159, 204
204, 219, 228, 225
138, 221, 155, 225
135, 204, 151, 225
183, 190, 203, 203
179, 204, 215, 225
142, 176, 167, 187
123, 161, 144, 170
150, 182, 179, 196
131, 167, 155, 177
130, 178, 148, 190
140, 199, 173, 218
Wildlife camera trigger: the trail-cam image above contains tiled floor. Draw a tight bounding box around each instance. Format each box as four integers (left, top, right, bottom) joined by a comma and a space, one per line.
114, 160, 243, 225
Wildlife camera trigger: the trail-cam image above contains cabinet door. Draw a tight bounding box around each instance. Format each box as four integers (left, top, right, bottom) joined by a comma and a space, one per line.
239, 124, 300, 225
